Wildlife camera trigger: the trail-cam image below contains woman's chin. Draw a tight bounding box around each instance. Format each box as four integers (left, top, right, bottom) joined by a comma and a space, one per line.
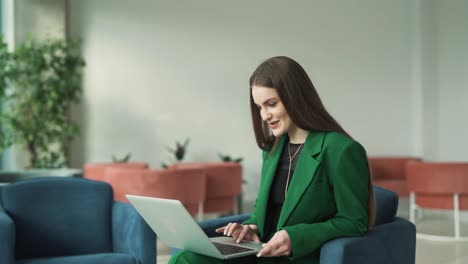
271, 129, 285, 137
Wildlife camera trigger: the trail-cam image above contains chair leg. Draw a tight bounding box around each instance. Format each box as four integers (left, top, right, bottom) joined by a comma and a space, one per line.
197, 202, 204, 222
410, 192, 416, 223
417, 207, 424, 221
454, 193, 460, 239
415, 192, 468, 241
233, 196, 239, 215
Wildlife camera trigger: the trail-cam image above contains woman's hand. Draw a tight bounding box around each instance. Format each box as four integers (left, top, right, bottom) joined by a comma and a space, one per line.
257, 230, 291, 257
215, 223, 260, 243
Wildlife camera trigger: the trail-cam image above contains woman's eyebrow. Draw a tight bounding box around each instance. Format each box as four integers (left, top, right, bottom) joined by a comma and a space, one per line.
262, 98, 277, 105
254, 97, 277, 106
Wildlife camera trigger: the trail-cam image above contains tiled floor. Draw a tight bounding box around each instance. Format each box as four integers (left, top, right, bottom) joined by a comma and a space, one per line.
156, 200, 468, 264
411, 208, 468, 264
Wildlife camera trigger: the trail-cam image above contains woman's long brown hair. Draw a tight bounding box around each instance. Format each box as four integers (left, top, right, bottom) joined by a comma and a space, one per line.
249, 56, 375, 227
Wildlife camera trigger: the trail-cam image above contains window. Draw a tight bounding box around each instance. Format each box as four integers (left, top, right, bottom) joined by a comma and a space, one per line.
0, 0, 3, 169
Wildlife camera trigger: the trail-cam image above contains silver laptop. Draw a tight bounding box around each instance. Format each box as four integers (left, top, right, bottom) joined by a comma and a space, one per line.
126, 194, 263, 259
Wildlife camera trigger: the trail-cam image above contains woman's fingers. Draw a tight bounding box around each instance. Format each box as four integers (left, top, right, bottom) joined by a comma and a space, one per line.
258, 242, 276, 257
257, 230, 291, 257
250, 232, 261, 242
214, 223, 236, 235
215, 226, 226, 233
223, 223, 231, 235
222, 222, 240, 236
216, 223, 260, 243
259, 243, 286, 257
235, 225, 252, 243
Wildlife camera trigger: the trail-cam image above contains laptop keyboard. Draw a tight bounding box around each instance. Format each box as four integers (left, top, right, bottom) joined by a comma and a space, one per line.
212, 242, 255, 255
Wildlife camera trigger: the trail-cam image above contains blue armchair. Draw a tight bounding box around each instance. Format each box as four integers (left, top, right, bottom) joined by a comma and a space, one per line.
0, 177, 156, 264
197, 186, 416, 264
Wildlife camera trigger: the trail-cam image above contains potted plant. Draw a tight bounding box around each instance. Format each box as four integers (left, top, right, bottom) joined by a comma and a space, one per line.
161, 138, 190, 168
0, 36, 85, 172
218, 153, 243, 163
112, 153, 132, 163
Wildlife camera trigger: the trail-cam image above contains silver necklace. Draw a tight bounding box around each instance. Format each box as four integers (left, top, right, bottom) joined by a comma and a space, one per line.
285, 143, 304, 198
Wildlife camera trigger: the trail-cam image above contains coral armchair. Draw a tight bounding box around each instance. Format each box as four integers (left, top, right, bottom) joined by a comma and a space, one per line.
170, 162, 242, 214
83, 162, 149, 181
104, 167, 206, 220
369, 157, 420, 197
407, 161, 468, 241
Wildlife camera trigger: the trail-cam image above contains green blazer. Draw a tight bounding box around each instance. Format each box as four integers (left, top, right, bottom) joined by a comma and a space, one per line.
243, 131, 370, 262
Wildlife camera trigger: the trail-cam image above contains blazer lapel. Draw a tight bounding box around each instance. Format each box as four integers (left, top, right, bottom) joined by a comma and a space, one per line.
256, 136, 286, 238
277, 131, 325, 228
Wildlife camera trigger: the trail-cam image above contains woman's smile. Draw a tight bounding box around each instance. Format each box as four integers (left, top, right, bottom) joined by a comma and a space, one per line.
268, 120, 279, 129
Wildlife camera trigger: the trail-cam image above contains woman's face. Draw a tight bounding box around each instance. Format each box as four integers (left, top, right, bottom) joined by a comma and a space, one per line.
252, 85, 296, 137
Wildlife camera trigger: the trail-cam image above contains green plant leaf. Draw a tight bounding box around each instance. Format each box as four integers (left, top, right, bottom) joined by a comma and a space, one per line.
0, 36, 85, 168
112, 153, 132, 163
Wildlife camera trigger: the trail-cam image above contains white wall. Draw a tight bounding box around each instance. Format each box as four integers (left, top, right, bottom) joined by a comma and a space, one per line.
420, 0, 439, 161
15, 0, 65, 42
68, 0, 420, 201
434, 0, 468, 161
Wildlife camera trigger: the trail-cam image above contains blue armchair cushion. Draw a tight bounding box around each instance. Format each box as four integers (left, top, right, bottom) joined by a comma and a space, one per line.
319, 218, 415, 264
0, 202, 15, 264
373, 186, 398, 226
1, 178, 113, 259
112, 202, 156, 264
15, 253, 137, 264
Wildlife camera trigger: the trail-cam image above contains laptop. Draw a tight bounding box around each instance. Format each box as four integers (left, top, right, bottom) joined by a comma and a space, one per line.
126, 194, 263, 259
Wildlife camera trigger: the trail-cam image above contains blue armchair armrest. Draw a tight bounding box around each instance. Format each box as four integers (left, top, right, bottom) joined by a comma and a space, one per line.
0, 207, 15, 264
198, 215, 415, 264
112, 201, 156, 264
320, 218, 416, 264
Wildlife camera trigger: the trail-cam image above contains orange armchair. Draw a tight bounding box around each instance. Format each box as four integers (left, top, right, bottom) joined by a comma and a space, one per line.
170, 162, 242, 215
407, 161, 468, 241
83, 162, 149, 181
103, 167, 206, 220
368, 157, 421, 198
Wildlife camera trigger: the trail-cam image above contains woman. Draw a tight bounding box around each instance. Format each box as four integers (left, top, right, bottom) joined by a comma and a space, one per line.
170, 56, 375, 264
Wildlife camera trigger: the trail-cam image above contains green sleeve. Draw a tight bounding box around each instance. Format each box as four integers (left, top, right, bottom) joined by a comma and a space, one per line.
283, 141, 370, 260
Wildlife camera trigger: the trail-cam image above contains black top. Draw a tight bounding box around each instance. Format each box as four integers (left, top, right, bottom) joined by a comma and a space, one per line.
264, 142, 303, 239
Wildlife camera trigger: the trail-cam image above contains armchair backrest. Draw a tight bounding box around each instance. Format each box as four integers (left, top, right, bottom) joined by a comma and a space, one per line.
374, 185, 398, 226
84, 162, 149, 181
104, 167, 206, 216
368, 157, 420, 180
170, 162, 242, 213
407, 161, 468, 209
1, 177, 114, 259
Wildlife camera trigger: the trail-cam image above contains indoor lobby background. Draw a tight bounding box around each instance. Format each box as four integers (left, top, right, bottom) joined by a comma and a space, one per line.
1, 0, 468, 263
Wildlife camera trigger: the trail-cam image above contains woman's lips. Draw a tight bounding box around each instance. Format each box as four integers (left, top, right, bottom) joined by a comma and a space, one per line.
268, 120, 279, 129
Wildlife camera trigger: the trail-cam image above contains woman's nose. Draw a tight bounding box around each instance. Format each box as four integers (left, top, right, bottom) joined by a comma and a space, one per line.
262, 111, 272, 121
